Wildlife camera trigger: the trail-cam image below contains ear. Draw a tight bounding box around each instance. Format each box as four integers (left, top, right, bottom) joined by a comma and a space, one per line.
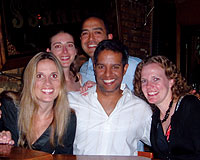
46, 48, 51, 52
169, 79, 174, 88
93, 63, 96, 70
93, 63, 96, 75
108, 34, 113, 40
123, 64, 129, 75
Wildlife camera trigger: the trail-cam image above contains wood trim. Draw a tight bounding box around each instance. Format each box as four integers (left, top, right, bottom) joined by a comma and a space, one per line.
0, 14, 6, 69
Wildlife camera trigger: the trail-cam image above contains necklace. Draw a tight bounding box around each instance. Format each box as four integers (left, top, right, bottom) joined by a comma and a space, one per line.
161, 99, 173, 123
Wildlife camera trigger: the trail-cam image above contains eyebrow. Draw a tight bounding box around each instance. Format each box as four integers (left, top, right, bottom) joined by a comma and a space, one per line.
52, 41, 74, 46
81, 27, 104, 32
96, 63, 122, 66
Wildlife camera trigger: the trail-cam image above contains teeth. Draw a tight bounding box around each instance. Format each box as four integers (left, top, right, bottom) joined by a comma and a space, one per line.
61, 57, 70, 60
42, 89, 53, 93
88, 44, 97, 47
148, 91, 158, 95
104, 79, 115, 83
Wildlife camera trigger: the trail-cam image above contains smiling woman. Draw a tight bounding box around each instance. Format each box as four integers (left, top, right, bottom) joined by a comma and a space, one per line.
0, 52, 76, 154
34, 59, 61, 105
134, 55, 200, 159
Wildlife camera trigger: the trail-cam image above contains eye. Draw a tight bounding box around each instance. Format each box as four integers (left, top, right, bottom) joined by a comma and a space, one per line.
54, 44, 62, 49
51, 73, 58, 79
141, 79, 147, 84
67, 43, 75, 48
81, 31, 88, 37
94, 31, 103, 35
36, 73, 44, 79
153, 77, 160, 82
97, 64, 104, 69
112, 64, 120, 69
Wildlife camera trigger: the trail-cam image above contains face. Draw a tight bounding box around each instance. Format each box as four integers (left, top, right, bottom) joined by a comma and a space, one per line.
80, 17, 112, 57
141, 63, 174, 106
34, 59, 60, 106
94, 50, 128, 94
50, 32, 77, 68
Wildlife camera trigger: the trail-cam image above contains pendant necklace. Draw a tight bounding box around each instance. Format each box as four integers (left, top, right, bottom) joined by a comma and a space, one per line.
161, 99, 174, 123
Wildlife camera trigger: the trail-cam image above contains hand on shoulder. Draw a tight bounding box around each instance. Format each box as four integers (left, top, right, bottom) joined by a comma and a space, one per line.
80, 81, 96, 96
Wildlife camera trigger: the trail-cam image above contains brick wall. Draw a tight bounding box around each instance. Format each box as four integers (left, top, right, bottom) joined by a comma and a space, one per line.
116, 0, 153, 59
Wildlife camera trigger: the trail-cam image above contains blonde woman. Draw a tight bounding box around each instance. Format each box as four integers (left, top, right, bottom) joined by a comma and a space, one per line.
0, 52, 76, 154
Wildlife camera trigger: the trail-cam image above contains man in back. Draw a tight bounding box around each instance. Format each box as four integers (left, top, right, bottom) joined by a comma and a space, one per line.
68, 40, 152, 155
80, 16, 141, 91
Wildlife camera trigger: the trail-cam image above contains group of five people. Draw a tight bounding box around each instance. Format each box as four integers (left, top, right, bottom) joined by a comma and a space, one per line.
0, 16, 200, 160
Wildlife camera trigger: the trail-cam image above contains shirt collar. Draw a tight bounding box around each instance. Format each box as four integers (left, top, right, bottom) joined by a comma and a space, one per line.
88, 58, 94, 70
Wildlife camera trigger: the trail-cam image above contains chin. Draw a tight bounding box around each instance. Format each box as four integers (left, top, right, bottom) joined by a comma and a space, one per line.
147, 97, 158, 105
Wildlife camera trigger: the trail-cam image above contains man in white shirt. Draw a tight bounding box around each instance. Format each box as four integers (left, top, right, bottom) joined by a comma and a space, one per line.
68, 40, 152, 156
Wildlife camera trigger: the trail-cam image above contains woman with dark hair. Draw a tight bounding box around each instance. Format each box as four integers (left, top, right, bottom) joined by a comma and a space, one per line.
134, 55, 200, 159
47, 31, 82, 92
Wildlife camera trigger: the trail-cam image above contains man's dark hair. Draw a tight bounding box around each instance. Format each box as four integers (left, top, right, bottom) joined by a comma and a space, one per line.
81, 15, 111, 35
94, 40, 129, 67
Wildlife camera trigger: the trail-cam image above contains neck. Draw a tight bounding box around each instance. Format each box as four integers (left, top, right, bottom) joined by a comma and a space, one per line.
37, 102, 54, 118
160, 99, 174, 123
96, 88, 123, 116
91, 57, 94, 63
96, 86, 123, 97
96, 87, 123, 105
63, 67, 71, 81
157, 94, 173, 116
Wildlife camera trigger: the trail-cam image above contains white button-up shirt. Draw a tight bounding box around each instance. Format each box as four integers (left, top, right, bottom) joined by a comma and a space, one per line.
68, 84, 152, 156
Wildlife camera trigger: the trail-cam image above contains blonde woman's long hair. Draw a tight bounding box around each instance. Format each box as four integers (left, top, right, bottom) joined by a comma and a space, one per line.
18, 52, 70, 148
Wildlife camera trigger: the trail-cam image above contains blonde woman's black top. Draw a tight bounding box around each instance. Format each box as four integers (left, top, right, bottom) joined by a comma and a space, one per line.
0, 96, 76, 154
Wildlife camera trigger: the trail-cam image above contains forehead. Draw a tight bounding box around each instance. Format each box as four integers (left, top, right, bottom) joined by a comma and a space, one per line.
51, 33, 74, 43
97, 50, 122, 63
37, 59, 57, 71
82, 17, 106, 30
142, 63, 165, 75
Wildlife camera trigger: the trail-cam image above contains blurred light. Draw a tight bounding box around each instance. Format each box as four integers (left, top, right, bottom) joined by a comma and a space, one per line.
37, 14, 42, 20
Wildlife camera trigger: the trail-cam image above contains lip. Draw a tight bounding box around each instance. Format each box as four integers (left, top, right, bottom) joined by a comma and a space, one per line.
147, 91, 158, 96
41, 88, 54, 94
88, 44, 97, 48
61, 56, 70, 61
103, 79, 115, 85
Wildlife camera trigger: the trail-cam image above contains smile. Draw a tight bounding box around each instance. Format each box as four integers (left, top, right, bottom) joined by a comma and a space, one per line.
104, 79, 115, 83
42, 89, 53, 93
148, 91, 158, 96
88, 44, 97, 48
61, 56, 70, 60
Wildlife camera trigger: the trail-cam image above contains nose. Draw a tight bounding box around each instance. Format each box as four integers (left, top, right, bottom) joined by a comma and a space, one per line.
63, 45, 68, 54
88, 32, 95, 41
105, 67, 112, 77
44, 77, 52, 85
146, 81, 153, 89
